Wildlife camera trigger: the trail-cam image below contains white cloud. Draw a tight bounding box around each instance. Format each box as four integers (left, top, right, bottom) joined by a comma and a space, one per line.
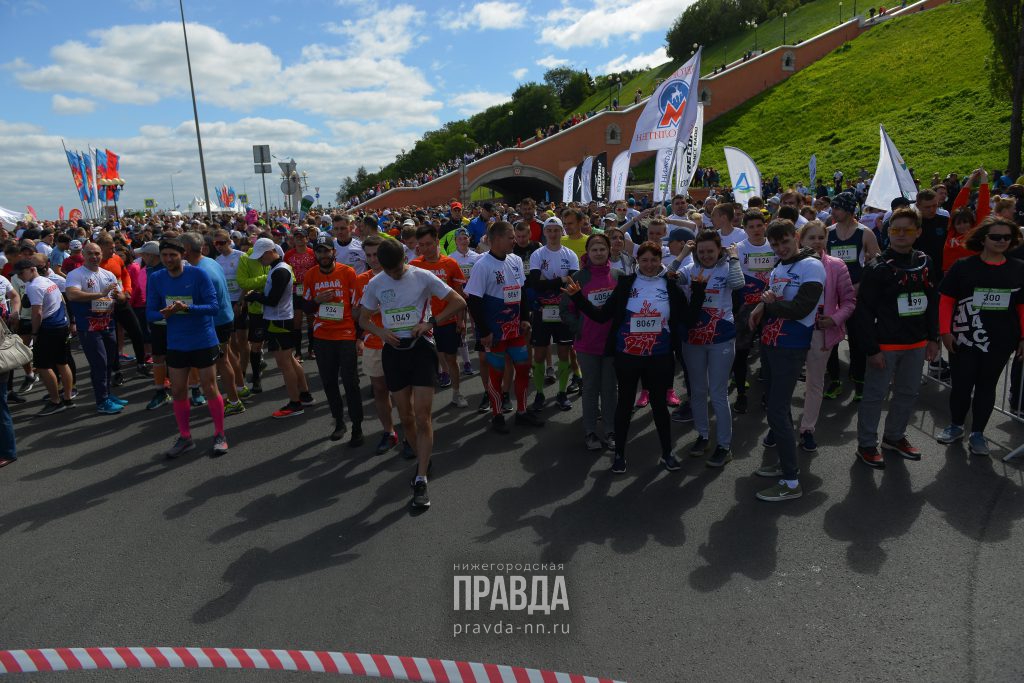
599, 46, 670, 74
51, 94, 96, 115
324, 4, 425, 57
540, 0, 691, 49
511, 67, 528, 80
449, 90, 509, 116
536, 55, 569, 69
446, 2, 527, 30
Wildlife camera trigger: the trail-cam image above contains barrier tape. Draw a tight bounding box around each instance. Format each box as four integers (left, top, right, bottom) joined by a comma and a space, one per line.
0, 646, 627, 682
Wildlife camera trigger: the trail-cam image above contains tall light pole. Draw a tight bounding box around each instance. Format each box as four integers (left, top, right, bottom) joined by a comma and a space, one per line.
746, 20, 758, 50
783, 12, 788, 44
839, 1, 843, 23
170, 170, 181, 210
178, 0, 212, 223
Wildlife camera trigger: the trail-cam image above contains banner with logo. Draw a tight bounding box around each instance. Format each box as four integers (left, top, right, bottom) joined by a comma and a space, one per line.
69, 208, 82, 222
58, 206, 65, 221
723, 146, 761, 208
675, 102, 703, 195
66, 151, 87, 202
562, 166, 575, 203
652, 147, 676, 203
864, 125, 918, 210
628, 48, 702, 154
608, 151, 631, 202
590, 152, 608, 203
105, 149, 120, 201
809, 153, 817, 188
571, 163, 583, 203
144, 198, 157, 209
579, 156, 595, 204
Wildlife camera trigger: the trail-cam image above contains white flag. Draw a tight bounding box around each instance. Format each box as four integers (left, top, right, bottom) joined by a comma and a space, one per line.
653, 148, 676, 203
562, 166, 575, 203
608, 151, 631, 202
809, 153, 817, 188
864, 125, 918, 210
629, 48, 702, 154
675, 103, 703, 195
579, 156, 595, 203
724, 146, 761, 209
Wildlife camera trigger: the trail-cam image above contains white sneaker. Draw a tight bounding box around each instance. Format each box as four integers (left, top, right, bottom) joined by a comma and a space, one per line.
450, 392, 468, 408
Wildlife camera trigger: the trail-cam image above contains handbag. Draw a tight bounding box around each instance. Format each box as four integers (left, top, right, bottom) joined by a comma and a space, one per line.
0, 317, 33, 375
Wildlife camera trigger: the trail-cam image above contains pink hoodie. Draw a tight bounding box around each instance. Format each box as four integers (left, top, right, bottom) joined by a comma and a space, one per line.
565, 256, 616, 356
819, 253, 856, 349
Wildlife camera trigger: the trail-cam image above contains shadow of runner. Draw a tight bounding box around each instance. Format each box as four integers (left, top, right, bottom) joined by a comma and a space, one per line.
822, 458, 925, 574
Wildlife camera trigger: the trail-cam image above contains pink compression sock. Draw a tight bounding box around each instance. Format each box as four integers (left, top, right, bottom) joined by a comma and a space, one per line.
206, 393, 225, 436
173, 399, 191, 439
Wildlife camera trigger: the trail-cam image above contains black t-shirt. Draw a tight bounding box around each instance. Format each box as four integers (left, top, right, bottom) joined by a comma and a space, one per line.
915, 214, 948, 283
939, 255, 1024, 354
513, 241, 540, 261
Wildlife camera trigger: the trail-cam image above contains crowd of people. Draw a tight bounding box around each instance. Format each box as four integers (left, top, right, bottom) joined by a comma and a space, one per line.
1, 167, 1022, 511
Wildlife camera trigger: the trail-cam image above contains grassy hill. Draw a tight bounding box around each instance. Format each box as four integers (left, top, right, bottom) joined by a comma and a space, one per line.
577, 0, 855, 114
635, 0, 1006, 186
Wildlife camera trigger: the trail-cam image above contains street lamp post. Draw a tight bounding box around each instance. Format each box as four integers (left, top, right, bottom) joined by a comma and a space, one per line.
170, 170, 181, 210
746, 20, 758, 50
839, 1, 843, 23
178, 0, 212, 224
783, 12, 788, 44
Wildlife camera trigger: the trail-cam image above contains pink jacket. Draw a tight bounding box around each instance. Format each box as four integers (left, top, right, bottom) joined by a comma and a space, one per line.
819, 253, 856, 349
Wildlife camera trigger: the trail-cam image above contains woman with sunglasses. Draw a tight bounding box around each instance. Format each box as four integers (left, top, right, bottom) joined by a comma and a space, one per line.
936, 216, 1024, 456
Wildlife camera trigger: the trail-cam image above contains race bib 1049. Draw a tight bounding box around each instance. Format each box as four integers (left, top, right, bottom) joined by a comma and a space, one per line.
383, 306, 417, 332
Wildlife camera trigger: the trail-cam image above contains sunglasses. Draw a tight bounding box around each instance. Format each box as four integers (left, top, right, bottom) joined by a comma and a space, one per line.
888, 227, 918, 236
986, 233, 1013, 242
214, 240, 228, 246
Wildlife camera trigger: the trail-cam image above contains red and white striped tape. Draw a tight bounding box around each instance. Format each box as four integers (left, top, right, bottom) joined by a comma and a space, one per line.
0, 647, 627, 682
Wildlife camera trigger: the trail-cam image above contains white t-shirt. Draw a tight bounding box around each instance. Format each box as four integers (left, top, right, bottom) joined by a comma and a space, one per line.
736, 239, 776, 276
47, 272, 67, 294
0, 275, 13, 317
25, 276, 64, 323
215, 249, 243, 302
450, 248, 482, 281
359, 265, 452, 339
335, 237, 367, 274
11, 275, 31, 320
718, 227, 748, 248
36, 242, 53, 258
404, 246, 418, 264
766, 257, 826, 330
66, 265, 120, 295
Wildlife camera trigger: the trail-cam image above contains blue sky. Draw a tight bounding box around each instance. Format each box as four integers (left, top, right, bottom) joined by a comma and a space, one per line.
0, 0, 685, 219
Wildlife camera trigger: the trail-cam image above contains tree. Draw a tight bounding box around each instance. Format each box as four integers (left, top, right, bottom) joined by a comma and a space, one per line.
983, 0, 1024, 177
335, 176, 354, 203
543, 67, 577, 97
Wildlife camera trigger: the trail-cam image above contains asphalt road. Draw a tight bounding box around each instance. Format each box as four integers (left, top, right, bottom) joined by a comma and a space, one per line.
2, 350, 1023, 682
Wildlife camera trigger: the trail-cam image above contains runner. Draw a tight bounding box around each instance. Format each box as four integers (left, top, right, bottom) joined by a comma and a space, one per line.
853, 207, 939, 469
284, 227, 317, 359
146, 238, 228, 458
560, 207, 589, 258
410, 224, 470, 407
244, 238, 314, 418
748, 219, 825, 501
213, 229, 251, 403
448, 228, 481, 377
16, 259, 73, 416
936, 216, 1024, 456
528, 217, 580, 411
358, 237, 467, 510
711, 203, 748, 248
236, 236, 271, 394
95, 233, 150, 383
332, 214, 367, 274
732, 209, 774, 413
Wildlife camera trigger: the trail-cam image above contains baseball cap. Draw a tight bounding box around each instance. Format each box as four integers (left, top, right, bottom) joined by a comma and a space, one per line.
69, 240, 83, 251
401, 219, 417, 227
250, 237, 278, 260
891, 196, 912, 210
137, 241, 160, 256
454, 227, 469, 237
602, 214, 618, 223
382, 209, 392, 216
668, 228, 694, 243
543, 216, 563, 230
450, 202, 463, 210
312, 235, 334, 250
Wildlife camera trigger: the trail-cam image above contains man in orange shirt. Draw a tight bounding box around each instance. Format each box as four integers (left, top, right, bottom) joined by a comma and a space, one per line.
410, 223, 469, 407
302, 236, 362, 446
95, 233, 150, 383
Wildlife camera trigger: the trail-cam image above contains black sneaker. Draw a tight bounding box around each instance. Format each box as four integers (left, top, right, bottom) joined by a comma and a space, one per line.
734, 393, 748, 414
411, 481, 431, 509
566, 375, 582, 395
401, 439, 416, 459
477, 394, 491, 414
299, 391, 315, 405
348, 426, 364, 448
136, 364, 152, 377
670, 403, 693, 422
501, 392, 512, 413
706, 445, 733, 468
250, 380, 263, 394
688, 435, 709, 456
111, 372, 125, 387
329, 420, 347, 442
36, 401, 66, 417
7, 392, 26, 404
762, 430, 776, 448
555, 392, 572, 411
531, 392, 545, 412
800, 431, 818, 452
375, 431, 399, 455
610, 453, 627, 474
514, 411, 545, 427
18, 375, 36, 394
660, 453, 683, 471
491, 414, 510, 434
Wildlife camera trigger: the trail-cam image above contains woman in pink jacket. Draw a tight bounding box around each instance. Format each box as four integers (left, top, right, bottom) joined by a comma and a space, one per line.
797, 221, 856, 451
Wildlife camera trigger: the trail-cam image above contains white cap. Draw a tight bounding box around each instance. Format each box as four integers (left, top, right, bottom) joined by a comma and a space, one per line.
542, 216, 563, 229
250, 237, 278, 260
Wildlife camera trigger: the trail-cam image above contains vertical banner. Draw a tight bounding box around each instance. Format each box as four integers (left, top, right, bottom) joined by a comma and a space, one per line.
864, 125, 918, 210
629, 48, 702, 154
579, 156, 595, 203
58, 206, 65, 221
723, 146, 762, 208
105, 150, 120, 201
69, 208, 82, 222
562, 166, 575, 203
571, 163, 583, 203
608, 151, 631, 202
809, 153, 817, 188
652, 147, 676, 203
675, 102, 704, 195
590, 152, 608, 203
66, 151, 86, 202
26, 206, 38, 221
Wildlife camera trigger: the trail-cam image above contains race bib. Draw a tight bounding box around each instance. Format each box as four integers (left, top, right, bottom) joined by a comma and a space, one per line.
226, 279, 240, 293
629, 314, 662, 334
460, 264, 472, 279
703, 288, 720, 309
972, 288, 1011, 311
502, 285, 521, 304
541, 305, 561, 322
294, 283, 304, 296
897, 291, 926, 317
319, 302, 344, 321
587, 289, 613, 306
383, 306, 417, 332
830, 244, 858, 263
747, 253, 775, 270
91, 298, 114, 313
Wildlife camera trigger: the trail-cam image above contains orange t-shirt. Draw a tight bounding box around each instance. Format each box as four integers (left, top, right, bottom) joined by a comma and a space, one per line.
354, 269, 384, 349
409, 255, 465, 325
302, 263, 357, 341
100, 254, 132, 295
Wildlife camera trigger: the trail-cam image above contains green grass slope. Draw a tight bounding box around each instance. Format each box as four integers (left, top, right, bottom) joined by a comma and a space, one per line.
696, 0, 1007, 185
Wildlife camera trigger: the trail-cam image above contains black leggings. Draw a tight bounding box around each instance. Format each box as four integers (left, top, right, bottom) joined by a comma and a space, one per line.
613, 352, 674, 458
1009, 356, 1023, 414
313, 338, 364, 425
827, 324, 865, 385
950, 346, 1013, 432
114, 304, 146, 368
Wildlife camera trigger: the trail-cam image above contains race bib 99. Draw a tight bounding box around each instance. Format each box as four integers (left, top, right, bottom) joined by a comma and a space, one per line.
897, 292, 926, 317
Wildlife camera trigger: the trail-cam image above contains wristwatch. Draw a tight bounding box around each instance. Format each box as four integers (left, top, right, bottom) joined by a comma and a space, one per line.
428, 316, 438, 328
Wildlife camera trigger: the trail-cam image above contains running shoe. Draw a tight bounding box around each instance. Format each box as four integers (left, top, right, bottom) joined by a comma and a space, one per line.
634, 389, 649, 410
602, 434, 616, 451
881, 436, 920, 461
936, 424, 965, 444
666, 388, 681, 407
36, 401, 65, 417
968, 432, 990, 457
555, 392, 572, 411
491, 414, 510, 434
544, 365, 556, 386
250, 380, 263, 394
348, 425, 364, 447
190, 387, 206, 407
118, 353, 136, 363
531, 392, 545, 412
756, 481, 803, 502
96, 398, 124, 415
438, 371, 452, 388
18, 375, 36, 394
107, 394, 128, 406
706, 446, 733, 468
688, 435, 709, 456
610, 453, 627, 474
501, 392, 512, 413
6, 392, 26, 404
857, 446, 885, 469
411, 481, 431, 509
70, 388, 79, 399
800, 431, 817, 452
376, 431, 399, 455
236, 386, 253, 400
585, 433, 603, 451
733, 394, 748, 414
111, 372, 125, 387
762, 430, 776, 448
211, 434, 229, 457
224, 401, 246, 417
271, 402, 304, 418
401, 439, 416, 460
299, 391, 315, 405
566, 375, 582, 395
164, 436, 195, 459
450, 392, 468, 408
514, 411, 545, 427
823, 380, 842, 400
660, 453, 683, 471
477, 394, 491, 414
670, 402, 693, 422
146, 390, 170, 411
462, 361, 476, 377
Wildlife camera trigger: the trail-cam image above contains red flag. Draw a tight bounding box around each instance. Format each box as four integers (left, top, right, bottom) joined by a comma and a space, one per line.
26, 206, 38, 221
59, 206, 65, 221
69, 208, 82, 222
105, 149, 119, 201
